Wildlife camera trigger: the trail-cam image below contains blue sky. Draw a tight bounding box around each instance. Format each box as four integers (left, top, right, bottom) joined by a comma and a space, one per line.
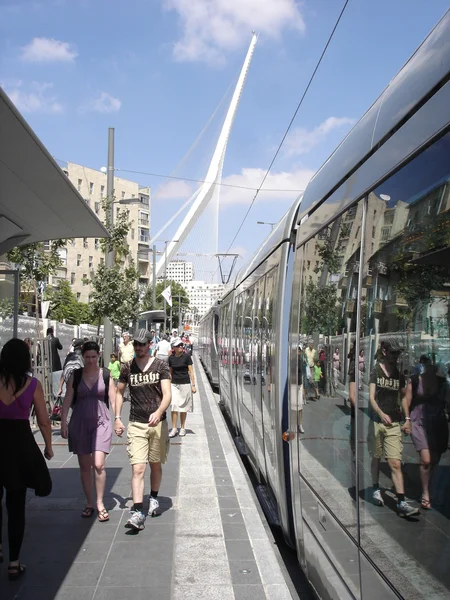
1, 0, 449, 269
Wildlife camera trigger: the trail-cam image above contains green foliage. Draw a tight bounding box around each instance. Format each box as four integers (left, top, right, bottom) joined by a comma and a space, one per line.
88, 262, 140, 329
8, 240, 67, 288
141, 280, 190, 328
0, 297, 14, 319
45, 279, 92, 325
301, 279, 340, 336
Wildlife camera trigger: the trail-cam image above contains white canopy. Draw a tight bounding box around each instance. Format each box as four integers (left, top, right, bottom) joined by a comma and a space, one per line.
0, 86, 109, 254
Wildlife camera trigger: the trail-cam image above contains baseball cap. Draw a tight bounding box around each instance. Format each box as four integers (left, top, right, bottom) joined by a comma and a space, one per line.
171, 337, 184, 347
133, 329, 150, 344
381, 338, 404, 353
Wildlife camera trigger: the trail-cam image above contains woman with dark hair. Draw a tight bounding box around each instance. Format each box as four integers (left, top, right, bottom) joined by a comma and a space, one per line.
0, 338, 53, 580
61, 341, 116, 522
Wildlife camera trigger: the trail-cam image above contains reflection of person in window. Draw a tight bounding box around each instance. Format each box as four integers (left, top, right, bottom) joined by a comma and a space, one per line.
358, 350, 365, 390
333, 348, 340, 389
297, 346, 305, 434
305, 340, 316, 400
403, 356, 449, 510
348, 344, 356, 452
368, 339, 419, 517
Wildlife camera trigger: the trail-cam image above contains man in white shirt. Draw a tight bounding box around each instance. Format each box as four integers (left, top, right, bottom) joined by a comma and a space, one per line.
155, 335, 171, 363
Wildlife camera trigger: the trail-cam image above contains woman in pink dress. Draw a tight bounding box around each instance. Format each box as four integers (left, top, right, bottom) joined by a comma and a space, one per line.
61, 342, 116, 522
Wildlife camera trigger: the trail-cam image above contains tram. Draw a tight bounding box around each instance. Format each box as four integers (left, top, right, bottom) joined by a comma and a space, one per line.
199, 11, 450, 600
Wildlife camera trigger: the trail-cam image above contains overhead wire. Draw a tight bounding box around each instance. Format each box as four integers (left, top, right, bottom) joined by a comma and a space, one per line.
220, 0, 351, 257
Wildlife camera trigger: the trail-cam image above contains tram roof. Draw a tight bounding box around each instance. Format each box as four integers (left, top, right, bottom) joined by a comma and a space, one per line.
0, 86, 109, 254
297, 9, 450, 222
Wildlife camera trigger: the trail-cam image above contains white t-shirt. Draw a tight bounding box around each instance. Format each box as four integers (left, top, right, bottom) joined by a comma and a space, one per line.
156, 340, 171, 357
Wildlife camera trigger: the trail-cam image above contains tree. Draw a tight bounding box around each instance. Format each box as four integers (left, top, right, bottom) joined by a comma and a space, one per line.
86, 196, 140, 330
141, 280, 190, 329
45, 279, 92, 325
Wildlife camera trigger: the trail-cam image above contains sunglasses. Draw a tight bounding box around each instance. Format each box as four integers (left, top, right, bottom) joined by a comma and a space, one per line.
133, 341, 147, 347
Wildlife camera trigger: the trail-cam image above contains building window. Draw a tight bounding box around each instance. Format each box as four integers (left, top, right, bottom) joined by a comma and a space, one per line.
95, 238, 99, 250
83, 238, 88, 249
89, 182, 94, 194
89, 256, 93, 268
131, 194, 135, 198
116, 207, 120, 219
381, 226, 391, 241
101, 185, 105, 197
71, 272, 75, 284
121, 191, 125, 199
95, 202, 100, 214
372, 225, 376, 238
42, 241, 50, 251
77, 179, 82, 191
82, 274, 87, 284
100, 257, 104, 265
77, 254, 81, 267
77, 292, 81, 300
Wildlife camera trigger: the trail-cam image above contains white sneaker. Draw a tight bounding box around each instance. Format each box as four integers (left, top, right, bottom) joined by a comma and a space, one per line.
169, 428, 178, 438
179, 428, 186, 436
148, 497, 161, 517
125, 510, 146, 530
372, 489, 384, 506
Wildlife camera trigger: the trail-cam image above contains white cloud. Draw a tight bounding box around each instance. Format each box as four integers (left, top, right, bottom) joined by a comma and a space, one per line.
164, 0, 305, 65
284, 116, 356, 157
154, 179, 193, 200
6, 81, 63, 114
219, 166, 314, 207
83, 92, 121, 113
21, 37, 77, 62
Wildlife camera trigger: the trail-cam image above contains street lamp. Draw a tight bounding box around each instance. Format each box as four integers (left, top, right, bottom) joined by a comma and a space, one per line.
257, 221, 277, 231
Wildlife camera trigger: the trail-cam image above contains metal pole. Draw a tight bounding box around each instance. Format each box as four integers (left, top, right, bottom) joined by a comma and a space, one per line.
152, 244, 156, 308
163, 241, 167, 332
103, 127, 115, 362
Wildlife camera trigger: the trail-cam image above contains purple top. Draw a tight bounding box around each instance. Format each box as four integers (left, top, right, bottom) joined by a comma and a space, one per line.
0, 377, 38, 420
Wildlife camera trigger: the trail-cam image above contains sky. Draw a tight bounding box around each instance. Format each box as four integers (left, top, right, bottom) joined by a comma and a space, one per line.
1, 0, 449, 274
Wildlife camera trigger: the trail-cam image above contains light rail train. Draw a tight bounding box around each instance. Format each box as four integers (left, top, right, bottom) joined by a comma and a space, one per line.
199, 11, 450, 600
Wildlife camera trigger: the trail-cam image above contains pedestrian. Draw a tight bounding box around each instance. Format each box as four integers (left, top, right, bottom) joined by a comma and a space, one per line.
403, 357, 449, 509
333, 348, 341, 389
119, 332, 134, 401
297, 345, 305, 433
305, 339, 316, 399
57, 339, 84, 398
0, 339, 53, 580
358, 349, 365, 390
155, 334, 171, 363
108, 353, 121, 386
313, 359, 322, 400
368, 338, 419, 517
114, 329, 171, 531
61, 342, 116, 522
46, 326, 63, 372
169, 337, 196, 438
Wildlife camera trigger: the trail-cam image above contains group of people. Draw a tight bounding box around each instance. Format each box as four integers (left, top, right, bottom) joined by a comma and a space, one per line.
0, 327, 196, 581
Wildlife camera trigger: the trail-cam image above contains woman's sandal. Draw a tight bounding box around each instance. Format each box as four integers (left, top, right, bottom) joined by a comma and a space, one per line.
421, 497, 432, 510
8, 564, 26, 581
81, 506, 95, 518
97, 509, 109, 522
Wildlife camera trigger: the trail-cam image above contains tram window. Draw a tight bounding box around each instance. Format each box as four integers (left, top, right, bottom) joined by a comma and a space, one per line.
297, 200, 364, 540
358, 131, 450, 599
242, 287, 254, 416
263, 267, 278, 485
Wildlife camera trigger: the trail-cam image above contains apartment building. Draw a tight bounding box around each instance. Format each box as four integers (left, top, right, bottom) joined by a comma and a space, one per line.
184, 280, 225, 318
159, 260, 194, 285
52, 162, 151, 302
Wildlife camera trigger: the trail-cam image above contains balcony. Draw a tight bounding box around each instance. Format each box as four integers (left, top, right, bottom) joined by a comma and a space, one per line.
373, 298, 384, 314
138, 217, 149, 228
387, 293, 408, 314
363, 269, 373, 286
345, 299, 355, 314
339, 275, 348, 289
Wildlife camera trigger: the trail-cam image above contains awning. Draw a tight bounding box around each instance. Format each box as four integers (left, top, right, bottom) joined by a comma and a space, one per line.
0, 86, 109, 254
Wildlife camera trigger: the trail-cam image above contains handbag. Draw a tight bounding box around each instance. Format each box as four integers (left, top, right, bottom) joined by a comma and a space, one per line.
50, 396, 62, 421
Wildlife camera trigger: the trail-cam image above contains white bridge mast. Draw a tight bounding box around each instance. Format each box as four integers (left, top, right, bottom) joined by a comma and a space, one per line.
153, 33, 258, 281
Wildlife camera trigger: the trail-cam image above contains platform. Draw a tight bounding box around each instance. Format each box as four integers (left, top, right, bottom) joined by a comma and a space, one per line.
0, 358, 303, 600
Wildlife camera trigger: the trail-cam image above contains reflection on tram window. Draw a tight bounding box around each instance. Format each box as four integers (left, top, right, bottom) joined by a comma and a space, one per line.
359, 131, 450, 598
297, 200, 364, 539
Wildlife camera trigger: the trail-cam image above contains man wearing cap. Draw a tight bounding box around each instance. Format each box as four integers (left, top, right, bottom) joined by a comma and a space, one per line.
368, 338, 419, 517
114, 329, 171, 531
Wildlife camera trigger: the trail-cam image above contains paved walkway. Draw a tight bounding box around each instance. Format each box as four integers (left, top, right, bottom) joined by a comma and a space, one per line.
0, 358, 302, 600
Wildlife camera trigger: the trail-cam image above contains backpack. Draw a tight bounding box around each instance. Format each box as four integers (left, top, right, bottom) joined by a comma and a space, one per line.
72, 368, 110, 408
